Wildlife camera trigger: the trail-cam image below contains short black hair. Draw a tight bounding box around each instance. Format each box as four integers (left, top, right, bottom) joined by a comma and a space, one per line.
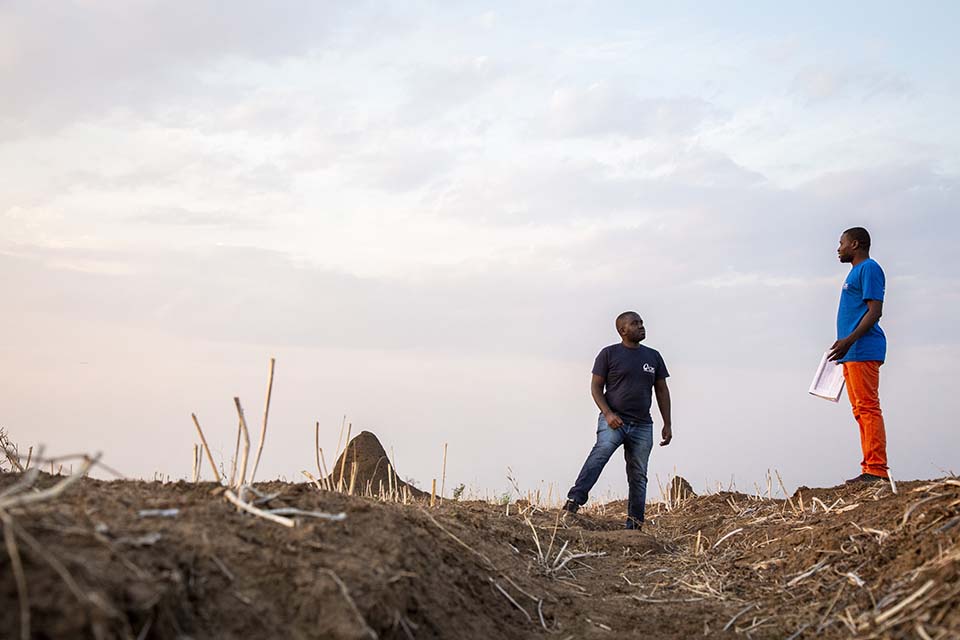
615, 311, 640, 333
843, 227, 871, 251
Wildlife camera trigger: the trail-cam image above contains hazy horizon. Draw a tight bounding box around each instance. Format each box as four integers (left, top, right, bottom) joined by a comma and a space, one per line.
3, 2, 958, 500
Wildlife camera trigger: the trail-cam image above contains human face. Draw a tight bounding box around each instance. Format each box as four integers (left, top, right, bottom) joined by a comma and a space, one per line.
621, 315, 646, 343
837, 233, 856, 263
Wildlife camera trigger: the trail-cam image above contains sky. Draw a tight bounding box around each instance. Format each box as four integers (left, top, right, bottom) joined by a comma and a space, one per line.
2, 1, 958, 500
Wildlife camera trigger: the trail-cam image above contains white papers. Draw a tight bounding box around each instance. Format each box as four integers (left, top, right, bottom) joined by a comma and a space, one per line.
809, 351, 845, 402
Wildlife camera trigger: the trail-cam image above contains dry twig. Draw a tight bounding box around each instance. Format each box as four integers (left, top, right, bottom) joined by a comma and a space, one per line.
191, 414, 221, 483
223, 489, 294, 527
1, 513, 30, 640
320, 569, 378, 639
249, 357, 275, 484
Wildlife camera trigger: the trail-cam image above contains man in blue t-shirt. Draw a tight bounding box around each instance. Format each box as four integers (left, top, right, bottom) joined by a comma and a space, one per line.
828, 227, 889, 483
562, 311, 673, 529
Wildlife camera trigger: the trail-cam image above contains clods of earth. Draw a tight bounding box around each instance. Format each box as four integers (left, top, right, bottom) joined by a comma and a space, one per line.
1, 437, 958, 639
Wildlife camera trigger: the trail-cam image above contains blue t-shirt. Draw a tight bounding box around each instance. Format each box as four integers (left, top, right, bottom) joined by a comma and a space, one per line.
836, 258, 886, 363
592, 343, 669, 424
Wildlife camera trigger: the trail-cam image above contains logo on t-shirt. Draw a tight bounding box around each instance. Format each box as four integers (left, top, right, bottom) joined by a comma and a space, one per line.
643, 363, 655, 374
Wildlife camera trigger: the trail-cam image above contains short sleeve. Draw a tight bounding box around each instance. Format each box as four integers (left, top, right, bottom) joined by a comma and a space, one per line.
656, 352, 670, 380
861, 262, 885, 302
592, 348, 609, 378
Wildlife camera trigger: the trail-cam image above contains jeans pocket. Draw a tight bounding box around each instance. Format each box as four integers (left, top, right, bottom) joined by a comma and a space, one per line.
597, 414, 609, 433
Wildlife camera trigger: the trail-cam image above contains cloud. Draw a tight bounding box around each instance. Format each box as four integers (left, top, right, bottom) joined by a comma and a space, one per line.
133, 207, 261, 229
545, 84, 725, 139
791, 65, 912, 104
694, 272, 834, 289
0, 1, 363, 137
397, 56, 505, 124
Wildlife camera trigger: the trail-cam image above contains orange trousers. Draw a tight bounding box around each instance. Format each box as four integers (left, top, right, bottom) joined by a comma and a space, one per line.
842, 361, 888, 477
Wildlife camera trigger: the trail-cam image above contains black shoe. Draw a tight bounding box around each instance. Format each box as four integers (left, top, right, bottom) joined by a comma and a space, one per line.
625, 517, 643, 531
845, 473, 886, 484
562, 499, 580, 514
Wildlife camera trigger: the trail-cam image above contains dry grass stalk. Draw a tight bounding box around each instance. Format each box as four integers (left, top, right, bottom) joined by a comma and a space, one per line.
249, 357, 275, 484
389, 446, 400, 500
874, 579, 935, 625
191, 413, 221, 484
338, 424, 353, 491
490, 578, 532, 622
320, 569, 378, 640
191, 444, 199, 483
1, 430, 25, 472
785, 558, 830, 587
333, 414, 347, 467
915, 623, 935, 640
712, 527, 743, 549
544, 511, 561, 561
223, 489, 294, 527
0, 466, 41, 501
1, 512, 30, 640
440, 442, 448, 504
265, 507, 347, 522
228, 418, 242, 487
902, 495, 944, 527
430, 479, 436, 508
387, 463, 395, 502
301, 470, 324, 491
723, 604, 756, 632
24, 447, 32, 471
232, 398, 251, 490
655, 473, 670, 511
318, 448, 331, 490
314, 421, 323, 481
0, 453, 100, 511
524, 513, 604, 577
774, 470, 797, 513
12, 518, 96, 608
348, 460, 357, 496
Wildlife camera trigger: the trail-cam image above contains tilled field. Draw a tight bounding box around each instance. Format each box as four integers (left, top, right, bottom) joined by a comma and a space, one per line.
0, 472, 957, 639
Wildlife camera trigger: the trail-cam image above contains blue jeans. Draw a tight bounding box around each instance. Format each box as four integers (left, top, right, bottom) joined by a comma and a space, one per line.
567, 414, 654, 529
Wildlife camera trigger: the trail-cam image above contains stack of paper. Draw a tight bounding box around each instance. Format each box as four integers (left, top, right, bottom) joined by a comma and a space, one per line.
809, 351, 845, 402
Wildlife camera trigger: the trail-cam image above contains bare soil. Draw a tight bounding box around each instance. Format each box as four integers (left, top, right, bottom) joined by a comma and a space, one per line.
1, 472, 957, 639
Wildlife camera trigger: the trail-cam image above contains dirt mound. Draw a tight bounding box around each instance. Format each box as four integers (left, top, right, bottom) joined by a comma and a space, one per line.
325, 430, 426, 499
642, 479, 960, 637
1, 470, 957, 639
0, 474, 551, 640
668, 475, 695, 502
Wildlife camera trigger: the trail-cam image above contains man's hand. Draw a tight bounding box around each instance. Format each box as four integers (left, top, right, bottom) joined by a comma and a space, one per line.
604, 412, 624, 429
828, 337, 853, 362
660, 423, 672, 446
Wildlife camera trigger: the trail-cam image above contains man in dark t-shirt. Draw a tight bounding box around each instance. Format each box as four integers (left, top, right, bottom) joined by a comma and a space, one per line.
563, 311, 673, 529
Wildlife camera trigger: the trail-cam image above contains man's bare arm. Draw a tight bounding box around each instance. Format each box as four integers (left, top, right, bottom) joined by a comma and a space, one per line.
654, 377, 672, 446
829, 299, 883, 361
591, 374, 623, 428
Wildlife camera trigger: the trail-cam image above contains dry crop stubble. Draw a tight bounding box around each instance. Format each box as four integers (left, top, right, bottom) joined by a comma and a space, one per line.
2, 370, 958, 638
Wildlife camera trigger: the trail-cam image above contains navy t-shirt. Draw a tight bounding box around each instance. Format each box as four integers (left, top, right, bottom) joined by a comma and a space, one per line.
592, 343, 669, 424
836, 258, 886, 363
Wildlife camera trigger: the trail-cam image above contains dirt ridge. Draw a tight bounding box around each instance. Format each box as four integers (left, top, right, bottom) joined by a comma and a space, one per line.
0, 473, 957, 639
